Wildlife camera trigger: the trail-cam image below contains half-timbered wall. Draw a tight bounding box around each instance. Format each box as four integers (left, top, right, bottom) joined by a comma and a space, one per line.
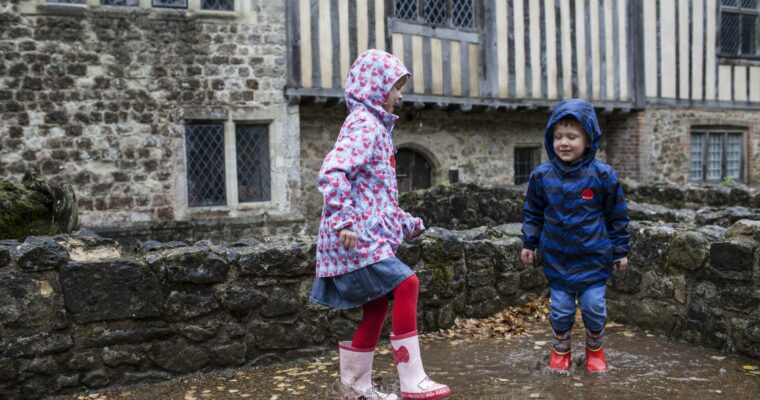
288, 0, 634, 108
288, 0, 760, 110
642, 0, 760, 107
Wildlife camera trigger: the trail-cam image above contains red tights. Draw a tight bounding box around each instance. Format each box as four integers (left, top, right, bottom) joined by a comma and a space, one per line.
351, 274, 419, 349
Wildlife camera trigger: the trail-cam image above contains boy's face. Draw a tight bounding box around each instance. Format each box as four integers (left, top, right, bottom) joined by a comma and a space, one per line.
383, 76, 407, 113
552, 120, 589, 164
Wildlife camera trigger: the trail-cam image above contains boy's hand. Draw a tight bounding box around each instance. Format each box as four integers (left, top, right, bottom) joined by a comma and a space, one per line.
520, 249, 535, 266
613, 257, 628, 272
338, 228, 358, 249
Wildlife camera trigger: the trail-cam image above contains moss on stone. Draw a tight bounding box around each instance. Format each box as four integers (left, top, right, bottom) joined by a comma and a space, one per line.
423, 237, 454, 297
0, 178, 63, 240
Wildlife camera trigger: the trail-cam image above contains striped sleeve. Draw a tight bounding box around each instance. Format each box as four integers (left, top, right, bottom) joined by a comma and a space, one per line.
521, 170, 546, 250
603, 169, 630, 259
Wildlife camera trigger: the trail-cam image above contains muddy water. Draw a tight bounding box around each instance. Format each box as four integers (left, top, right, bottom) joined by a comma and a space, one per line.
50, 321, 760, 400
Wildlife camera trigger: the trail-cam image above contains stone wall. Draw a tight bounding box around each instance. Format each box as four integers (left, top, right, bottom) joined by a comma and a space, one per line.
608, 220, 760, 358
299, 104, 622, 227
0, 2, 300, 228
399, 182, 760, 230
0, 228, 545, 399
2, 220, 760, 398
634, 108, 760, 185
3, 220, 760, 399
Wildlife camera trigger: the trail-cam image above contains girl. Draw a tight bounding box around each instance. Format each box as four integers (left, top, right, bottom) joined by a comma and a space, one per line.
310, 49, 451, 400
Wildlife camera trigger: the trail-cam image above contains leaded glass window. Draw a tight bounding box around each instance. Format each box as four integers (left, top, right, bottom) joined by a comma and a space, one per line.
395, 0, 418, 21
46, 0, 86, 4
720, 0, 759, 57
201, 0, 234, 12
689, 134, 704, 181
186, 123, 226, 207
707, 134, 723, 180
236, 125, 271, 203
152, 0, 187, 9
424, 0, 448, 25
101, 0, 139, 6
689, 129, 745, 182
726, 134, 742, 179
394, 0, 475, 29
514, 147, 540, 185
452, 0, 474, 28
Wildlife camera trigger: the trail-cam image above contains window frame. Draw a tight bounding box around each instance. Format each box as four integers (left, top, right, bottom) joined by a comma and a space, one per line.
717, 0, 760, 60
689, 127, 746, 183
35, 0, 239, 17
184, 119, 273, 210
392, 0, 479, 32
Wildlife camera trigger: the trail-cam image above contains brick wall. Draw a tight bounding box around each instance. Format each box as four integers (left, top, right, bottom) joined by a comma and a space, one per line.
605, 111, 643, 181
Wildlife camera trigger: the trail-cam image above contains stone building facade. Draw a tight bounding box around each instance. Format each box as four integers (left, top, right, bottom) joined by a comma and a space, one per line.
1, 1, 759, 239
1, 1, 301, 234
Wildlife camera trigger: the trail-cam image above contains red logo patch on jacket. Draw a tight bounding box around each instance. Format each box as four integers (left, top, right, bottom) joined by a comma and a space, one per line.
582, 188, 594, 200
390, 154, 396, 168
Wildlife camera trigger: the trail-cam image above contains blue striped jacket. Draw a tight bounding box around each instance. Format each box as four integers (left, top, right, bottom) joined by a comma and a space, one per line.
522, 99, 630, 292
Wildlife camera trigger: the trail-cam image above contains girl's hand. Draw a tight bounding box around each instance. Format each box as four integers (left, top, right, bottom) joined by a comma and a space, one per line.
613, 257, 628, 272
520, 249, 535, 266
339, 228, 358, 249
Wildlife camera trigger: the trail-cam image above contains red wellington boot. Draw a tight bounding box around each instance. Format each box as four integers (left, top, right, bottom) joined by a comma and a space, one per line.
585, 346, 608, 373
548, 349, 571, 372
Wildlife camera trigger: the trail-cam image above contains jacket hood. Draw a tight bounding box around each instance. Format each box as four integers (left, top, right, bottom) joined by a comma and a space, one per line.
544, 99, 603, 175
344, 49, 410, 130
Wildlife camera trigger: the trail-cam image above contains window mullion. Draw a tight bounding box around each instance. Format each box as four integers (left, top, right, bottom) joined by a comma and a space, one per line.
721, 132, 727, 180
225, 120, 239, 210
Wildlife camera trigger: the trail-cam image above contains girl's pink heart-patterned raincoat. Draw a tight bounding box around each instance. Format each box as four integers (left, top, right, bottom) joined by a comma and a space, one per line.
315, 49, 424, 277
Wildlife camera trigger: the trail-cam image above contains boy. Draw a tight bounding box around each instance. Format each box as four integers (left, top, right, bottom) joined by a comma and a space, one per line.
520, 99, 630, 373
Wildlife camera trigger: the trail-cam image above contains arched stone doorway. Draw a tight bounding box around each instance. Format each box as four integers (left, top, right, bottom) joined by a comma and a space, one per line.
396, 148, 432, 192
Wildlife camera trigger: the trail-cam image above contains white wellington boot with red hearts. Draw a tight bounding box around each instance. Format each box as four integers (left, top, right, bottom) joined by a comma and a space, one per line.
390, 331, 451, 400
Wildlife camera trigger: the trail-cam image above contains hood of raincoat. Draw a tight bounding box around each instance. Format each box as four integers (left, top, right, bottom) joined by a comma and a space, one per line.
544, 99, 603, 175
344, 49, 410, 130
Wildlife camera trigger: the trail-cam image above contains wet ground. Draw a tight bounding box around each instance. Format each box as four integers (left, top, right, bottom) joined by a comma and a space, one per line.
49, 318, 760, 400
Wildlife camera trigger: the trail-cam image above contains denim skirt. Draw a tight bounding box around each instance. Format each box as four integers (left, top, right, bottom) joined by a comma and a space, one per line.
310, 257, 414, 309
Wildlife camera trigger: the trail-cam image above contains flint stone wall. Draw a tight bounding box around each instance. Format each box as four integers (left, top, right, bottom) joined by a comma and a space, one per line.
0, 227, 544, 399
399, 182, 760, 230
2, 218, 760, 398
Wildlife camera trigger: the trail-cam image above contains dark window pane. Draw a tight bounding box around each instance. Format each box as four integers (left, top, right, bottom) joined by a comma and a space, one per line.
186, 124, 226, 207
425, 0, 448, 25
514, 147, 540, 185
152, 0, 187, 9
740, 0, 757, 8
722, 0, 737, 5
46, 0, 86, 3
741, 14, 757, 55
236, 125, 271, 202
395, 0, 418, 21
452, 0, 474, 28
721, 12, 740, 54
201, 0, 234, 11
101, 0, 139, 5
